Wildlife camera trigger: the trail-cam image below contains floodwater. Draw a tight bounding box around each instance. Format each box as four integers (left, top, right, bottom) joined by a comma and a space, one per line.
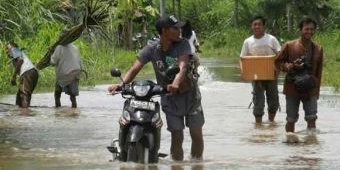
1, 58, 340, 170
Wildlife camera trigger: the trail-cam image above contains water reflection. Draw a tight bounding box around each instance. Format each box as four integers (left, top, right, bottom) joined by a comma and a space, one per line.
303, 134, 319, 145
198, 58, 241, 83
115, 163, 159, 170
170, 162, 204, 170
285, 133, 319, 145
18, 108, 36, 116
245, 122, 280, 144
108, 161, 204, 170
54, 107, 81, 117
285, 155, 321, 170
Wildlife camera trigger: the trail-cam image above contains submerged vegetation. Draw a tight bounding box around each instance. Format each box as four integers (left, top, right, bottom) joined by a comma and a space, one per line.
1, 0, 340, 94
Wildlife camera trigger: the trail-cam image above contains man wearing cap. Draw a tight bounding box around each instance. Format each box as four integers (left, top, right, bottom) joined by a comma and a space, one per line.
108, 15, 204, 161
6, 41, 39, 108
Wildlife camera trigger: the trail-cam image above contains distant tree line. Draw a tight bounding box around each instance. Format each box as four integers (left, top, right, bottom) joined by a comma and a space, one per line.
1, 0, 339, 49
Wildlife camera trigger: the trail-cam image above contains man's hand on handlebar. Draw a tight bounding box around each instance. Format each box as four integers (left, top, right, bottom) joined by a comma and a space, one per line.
108, 84, 122, 94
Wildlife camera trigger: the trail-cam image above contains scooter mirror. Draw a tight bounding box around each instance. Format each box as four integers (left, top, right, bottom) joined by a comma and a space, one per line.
110, 68, 121, 77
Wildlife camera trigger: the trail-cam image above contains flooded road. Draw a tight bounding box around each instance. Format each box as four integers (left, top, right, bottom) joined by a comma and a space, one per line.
1, 58, 340, 170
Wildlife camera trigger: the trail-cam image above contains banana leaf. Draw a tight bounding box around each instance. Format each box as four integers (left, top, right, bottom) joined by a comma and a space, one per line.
36, 0, 111, 70
36, 24, 85, 70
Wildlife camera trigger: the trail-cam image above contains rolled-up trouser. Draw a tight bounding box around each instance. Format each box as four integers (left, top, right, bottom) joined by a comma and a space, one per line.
252, 80, 279, 117
285, 95, 318, 123
16, 68, 39, 107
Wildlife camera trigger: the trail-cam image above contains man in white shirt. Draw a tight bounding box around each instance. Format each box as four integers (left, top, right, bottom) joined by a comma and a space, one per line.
182, 20, 201, 75
240, 16, 281, 123
6, 41, 39, 108
51, 29, 83, 108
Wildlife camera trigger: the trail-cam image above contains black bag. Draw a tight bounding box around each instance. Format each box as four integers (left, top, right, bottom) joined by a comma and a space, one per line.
293, 72, 315, 93
288, 42, 316, 93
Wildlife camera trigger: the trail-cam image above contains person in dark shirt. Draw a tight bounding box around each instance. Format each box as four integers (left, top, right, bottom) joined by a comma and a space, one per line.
108, 15, 204, 161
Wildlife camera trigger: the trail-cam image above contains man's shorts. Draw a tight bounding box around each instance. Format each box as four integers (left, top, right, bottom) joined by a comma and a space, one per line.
161, 83, 205, 131
164, 104, 204, 131
57, 79, 79, 96
63, 79, 79, 96
286, 95, 318, 122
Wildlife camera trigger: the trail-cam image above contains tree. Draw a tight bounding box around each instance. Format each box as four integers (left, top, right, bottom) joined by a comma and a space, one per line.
112, 0, 158, 49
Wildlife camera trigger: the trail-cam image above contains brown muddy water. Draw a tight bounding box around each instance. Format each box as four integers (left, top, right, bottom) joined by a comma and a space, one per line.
1, 58, 340, 170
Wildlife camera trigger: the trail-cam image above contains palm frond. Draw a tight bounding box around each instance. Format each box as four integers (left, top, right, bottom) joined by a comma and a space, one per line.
36, 24, 85, 70
36, 0, 112, 70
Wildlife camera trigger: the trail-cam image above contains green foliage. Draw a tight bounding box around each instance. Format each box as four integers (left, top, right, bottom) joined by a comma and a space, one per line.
75, 40, 118, 86
203, 28, 249, 60
111, 0, 159, 48
180, 0, 233, 34
314, 30, 340, 89
61, 38, 152, 87
0, 57, 16, 94
0, 0, 60, 40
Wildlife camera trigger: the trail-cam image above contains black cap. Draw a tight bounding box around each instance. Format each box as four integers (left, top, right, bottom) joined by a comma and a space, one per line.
156, 15, 185, 33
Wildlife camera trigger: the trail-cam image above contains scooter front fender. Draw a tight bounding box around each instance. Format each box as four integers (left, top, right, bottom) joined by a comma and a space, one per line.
128, 125, 144, 142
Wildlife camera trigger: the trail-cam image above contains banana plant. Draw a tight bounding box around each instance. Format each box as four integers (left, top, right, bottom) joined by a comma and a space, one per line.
112, 0, 158, 49
36, 0, 112, 70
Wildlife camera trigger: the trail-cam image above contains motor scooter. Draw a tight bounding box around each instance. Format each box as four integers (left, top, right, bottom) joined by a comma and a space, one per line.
107, 66, 179, 163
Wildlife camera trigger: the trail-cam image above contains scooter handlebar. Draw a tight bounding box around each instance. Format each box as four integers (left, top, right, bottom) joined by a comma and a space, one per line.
151, 85, 167, 95
108, 83, 167, 97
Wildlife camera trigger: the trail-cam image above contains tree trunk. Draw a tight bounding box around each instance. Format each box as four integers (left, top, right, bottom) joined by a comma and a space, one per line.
172, 0, 176, 15
234, 0, 239, 27
286, 3, 292, 32
123, 18, 133, 49
178, 0, 181, 19
159, 0, 165, 17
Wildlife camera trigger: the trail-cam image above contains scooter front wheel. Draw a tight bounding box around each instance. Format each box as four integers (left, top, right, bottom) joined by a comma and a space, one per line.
127, 142, 146, 163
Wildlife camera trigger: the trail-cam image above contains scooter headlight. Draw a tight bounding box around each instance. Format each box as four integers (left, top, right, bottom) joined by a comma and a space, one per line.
133, 85, 150, 97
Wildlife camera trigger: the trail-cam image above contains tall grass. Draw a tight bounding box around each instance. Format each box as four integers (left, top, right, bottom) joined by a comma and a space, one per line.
77, 42, 153, 87
314, 30, 340, 89
202, 28, 249, 61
